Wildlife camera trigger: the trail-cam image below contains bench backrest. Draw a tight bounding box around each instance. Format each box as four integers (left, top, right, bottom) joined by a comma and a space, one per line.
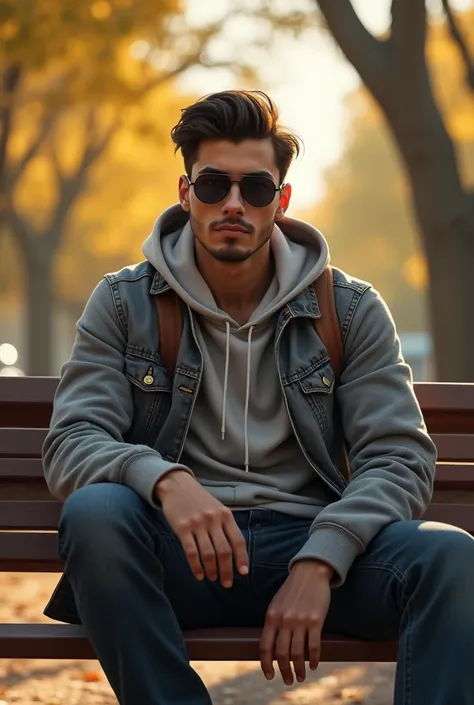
1, 377, 474, 572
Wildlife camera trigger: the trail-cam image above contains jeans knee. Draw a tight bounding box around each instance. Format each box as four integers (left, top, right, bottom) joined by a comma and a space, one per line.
59, 483, 147, 560
412, 523, 474, 606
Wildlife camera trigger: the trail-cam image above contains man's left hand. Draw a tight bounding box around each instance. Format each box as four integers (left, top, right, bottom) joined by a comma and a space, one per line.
260, 559, 333, 686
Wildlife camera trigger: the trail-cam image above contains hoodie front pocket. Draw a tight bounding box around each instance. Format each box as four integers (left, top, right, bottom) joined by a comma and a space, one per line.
124, 352, 172, 445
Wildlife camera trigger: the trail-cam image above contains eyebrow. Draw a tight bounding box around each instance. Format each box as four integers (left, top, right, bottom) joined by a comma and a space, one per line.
196, 166, 274, 178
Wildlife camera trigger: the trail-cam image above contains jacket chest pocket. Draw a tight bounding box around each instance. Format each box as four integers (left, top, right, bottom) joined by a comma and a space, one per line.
124, 351, 172, 446
298, 362, 335, 441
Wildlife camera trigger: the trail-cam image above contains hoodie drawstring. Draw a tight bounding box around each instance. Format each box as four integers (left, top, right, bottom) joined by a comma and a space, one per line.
244, 326, 254, 473
220, 322, 255, 474
221, 321, 231, 440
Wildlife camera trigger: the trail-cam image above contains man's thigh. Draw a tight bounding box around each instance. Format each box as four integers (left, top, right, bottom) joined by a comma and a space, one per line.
325, 519, 457, 640
247, 515, 419, 639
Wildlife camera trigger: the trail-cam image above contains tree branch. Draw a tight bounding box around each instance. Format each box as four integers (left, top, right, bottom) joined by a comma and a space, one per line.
43, 110, 121, 253
442, 0, 474, 91
9, 111, 57, 190
81, 112, 121, 172
315, 0, 391, 103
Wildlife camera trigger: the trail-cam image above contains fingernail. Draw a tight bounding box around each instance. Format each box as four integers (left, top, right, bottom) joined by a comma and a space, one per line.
223, 580, 232, 588
240, 565, 249, 575
265, 673, 273, 680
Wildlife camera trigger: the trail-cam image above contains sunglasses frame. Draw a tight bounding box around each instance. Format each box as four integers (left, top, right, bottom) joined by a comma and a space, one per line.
185, 173, 285, 208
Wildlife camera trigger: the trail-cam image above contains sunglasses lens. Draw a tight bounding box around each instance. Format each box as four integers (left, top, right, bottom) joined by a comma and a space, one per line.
193, 174, 230, 204
240, 177, 276, 207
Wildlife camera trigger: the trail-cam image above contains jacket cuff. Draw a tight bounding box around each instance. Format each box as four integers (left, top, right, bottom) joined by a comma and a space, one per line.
289, 525, 362, 587
120, 452, 194, 507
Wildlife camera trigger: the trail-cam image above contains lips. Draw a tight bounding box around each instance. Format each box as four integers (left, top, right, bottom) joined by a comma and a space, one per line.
215, 225, 248, 233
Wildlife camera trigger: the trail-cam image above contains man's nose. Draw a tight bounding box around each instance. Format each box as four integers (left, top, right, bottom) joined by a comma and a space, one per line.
222, 182, 245, 215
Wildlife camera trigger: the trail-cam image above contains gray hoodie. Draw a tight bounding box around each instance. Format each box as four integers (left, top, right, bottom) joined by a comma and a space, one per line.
142, 211, 335, 517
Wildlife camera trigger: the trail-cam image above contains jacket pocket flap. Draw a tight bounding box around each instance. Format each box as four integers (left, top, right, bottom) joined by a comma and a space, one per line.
299, 365, 334, 394
125, 353, 171, 393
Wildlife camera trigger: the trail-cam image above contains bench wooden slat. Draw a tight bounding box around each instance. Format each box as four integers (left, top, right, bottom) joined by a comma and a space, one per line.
0, 461, 472, 493
0, 623, 398, 661
0, 504, 470, 564
434, 463, 474, 489
1, 429, 474, 463
0, 458, 45, 478
0, 429, 46, 458
0, 501, 61, 529
423, 503, 474, 529
0, 377, 58, 403
415, 383, 474, 412
430, 434, 474, 461
0, 532, 60, 571
0, 500, 471, 532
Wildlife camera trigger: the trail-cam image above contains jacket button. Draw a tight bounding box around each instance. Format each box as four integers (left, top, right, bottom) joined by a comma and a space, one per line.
143, 375, 154, 385
322, 375, 331, 387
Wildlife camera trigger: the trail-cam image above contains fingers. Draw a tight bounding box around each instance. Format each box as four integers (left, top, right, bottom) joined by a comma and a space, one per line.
290, 627, 306, 683
210, 527, 234, 587
178, 509, 249, 587
224, 514, 249, 575
180, 532, 204, 581
308, 624, 321, 671
275, 627, 293, 686
194, 529, 218, 582
260, 618, 277, 681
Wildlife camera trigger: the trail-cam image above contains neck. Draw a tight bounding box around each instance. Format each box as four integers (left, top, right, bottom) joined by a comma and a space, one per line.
195, 241, 274, 320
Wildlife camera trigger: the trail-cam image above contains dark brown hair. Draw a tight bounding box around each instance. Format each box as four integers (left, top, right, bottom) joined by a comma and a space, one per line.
171, 90, 302, 182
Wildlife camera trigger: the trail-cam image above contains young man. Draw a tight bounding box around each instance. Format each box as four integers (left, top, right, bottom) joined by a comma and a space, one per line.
43, 91, 474, 705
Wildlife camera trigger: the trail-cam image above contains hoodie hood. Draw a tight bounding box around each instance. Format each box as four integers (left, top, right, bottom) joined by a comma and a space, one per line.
142, 203, 330, 329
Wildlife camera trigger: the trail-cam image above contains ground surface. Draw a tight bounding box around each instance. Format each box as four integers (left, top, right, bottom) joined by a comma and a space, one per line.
0, 574, 395, 704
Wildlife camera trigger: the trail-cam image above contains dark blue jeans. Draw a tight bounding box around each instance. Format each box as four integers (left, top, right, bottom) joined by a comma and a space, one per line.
58, 483, 474, 704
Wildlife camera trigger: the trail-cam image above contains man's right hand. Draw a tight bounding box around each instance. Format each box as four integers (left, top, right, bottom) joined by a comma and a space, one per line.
154, 471, 249, 587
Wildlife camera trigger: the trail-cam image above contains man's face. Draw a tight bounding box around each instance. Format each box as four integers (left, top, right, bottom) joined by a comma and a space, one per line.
178, 138, 292, 263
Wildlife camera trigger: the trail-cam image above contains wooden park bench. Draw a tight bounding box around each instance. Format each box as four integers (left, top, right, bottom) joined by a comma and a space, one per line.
0, 376, 473, 662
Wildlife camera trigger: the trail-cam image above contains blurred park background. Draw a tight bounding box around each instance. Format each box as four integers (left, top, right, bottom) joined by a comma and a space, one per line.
1, 0, 474, 382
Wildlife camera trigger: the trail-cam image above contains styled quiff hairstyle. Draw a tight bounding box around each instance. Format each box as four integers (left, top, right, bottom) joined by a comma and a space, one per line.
171, 90, 302, 183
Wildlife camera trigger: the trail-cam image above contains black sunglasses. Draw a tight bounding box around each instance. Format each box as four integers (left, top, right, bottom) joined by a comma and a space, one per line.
185, 173, 283, 208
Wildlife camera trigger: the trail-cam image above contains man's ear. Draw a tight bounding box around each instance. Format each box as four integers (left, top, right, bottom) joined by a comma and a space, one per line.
275, 183, 292, 220
179, 175, 191, 212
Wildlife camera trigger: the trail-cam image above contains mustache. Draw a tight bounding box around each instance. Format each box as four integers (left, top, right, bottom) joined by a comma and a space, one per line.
210, 218, 254, 234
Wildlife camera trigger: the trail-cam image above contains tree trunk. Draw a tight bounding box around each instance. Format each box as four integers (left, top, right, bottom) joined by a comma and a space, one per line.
24, 255, 54, 376
417, 201, 474, 381
384, 91, 474, 381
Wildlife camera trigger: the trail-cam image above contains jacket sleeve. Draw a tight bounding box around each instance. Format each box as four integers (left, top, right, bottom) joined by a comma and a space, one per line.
42, 278, 192, 505
289, 285, 437, 586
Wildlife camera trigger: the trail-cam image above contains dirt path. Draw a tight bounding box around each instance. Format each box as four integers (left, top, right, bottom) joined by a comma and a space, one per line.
0, 574, 395, 704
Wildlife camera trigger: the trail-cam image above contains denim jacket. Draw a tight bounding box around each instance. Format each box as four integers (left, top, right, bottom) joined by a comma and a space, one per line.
42, 261, 436, 623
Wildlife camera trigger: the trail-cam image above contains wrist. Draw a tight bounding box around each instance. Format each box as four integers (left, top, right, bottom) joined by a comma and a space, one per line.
291, 558, 335, 582
154, 470, 190, 501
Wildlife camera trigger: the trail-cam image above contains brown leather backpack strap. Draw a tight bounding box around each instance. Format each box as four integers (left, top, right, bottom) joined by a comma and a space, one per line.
154, 290, 183, 380
313, 266, 344, 383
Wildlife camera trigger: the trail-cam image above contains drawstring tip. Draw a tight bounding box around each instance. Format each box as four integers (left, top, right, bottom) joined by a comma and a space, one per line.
245, 463, 249, 474
221, 430, 225, 441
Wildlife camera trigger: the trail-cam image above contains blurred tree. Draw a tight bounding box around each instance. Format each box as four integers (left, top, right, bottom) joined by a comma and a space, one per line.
302, 13, 474, 333
301, 93, 428, 333
315, 0, 474, 380
0, 0, 315, 374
